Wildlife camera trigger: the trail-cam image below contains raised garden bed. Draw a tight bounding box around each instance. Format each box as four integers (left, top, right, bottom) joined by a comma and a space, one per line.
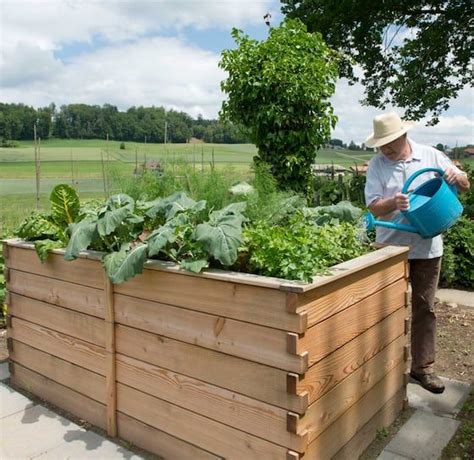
4, 239, 409, 459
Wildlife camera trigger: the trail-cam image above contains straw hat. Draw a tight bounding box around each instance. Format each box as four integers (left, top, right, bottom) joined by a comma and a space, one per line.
364, 112, 416, 148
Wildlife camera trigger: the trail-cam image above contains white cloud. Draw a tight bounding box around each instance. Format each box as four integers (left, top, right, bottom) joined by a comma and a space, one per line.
0, 0, 472, 147
331, 76, 474, 147
1, 36, 225, 118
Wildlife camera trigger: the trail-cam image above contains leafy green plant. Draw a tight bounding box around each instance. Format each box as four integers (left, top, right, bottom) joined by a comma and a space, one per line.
440, 217, 474, 290
242, 211, 367, 281
15, 184, 80, 261
65, 191, 247, 284
220, 18, 339, 194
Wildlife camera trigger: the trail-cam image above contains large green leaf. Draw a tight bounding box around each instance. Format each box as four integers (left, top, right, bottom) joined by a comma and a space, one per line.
50, 184, 80, 227
35, 239, 65, 263
15, 211, 61, 241
146, 225, 176, 257
165, 192, 206, 220
97, 206, 133, 236
194, 214, 244, 266
180, 259, 209, 273
64, 219, 98, 260
103, 243, 148, 284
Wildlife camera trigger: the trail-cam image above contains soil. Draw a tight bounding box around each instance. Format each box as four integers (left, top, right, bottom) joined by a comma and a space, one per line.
1, 301, 472, 459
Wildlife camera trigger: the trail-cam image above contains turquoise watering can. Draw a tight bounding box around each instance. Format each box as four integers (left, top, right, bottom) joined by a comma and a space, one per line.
365, 167, 463, 239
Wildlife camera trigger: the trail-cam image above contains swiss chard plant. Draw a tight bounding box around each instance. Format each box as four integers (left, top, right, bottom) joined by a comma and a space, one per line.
64, 191, 247, 284
15, 184, 80, 261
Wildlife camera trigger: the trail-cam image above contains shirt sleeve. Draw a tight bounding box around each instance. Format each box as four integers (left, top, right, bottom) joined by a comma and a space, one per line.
364, 159, 384, 207
434, 149, 467, 176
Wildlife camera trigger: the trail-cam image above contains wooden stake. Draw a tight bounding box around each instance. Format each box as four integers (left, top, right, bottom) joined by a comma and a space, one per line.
104, 272, 117, 437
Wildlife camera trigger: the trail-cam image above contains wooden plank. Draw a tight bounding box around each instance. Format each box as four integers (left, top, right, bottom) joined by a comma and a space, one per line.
297, 279, 407, 366
118, 412, 223, 460
294, 335, 407, 442
114, 293, 306, 373
10, 340, 106, 403
332, 390, 406, 460
115, 324, 307, 414
296, 260, 406, 326
7, 269, 104, 318
5, 245, 103, 289
117, 383, 289, 460
10, 317, 106, 375
11, 363, 107, 430
280, 246, 409, 293
114, 268, 306, 333
103, 273, 117, 437
303, 362, 406, 459
295, 307, 407, 405
116, 354, 308, 452
9, 293, 105, 346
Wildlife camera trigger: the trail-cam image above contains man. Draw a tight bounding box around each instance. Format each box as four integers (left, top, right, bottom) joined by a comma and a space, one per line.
364, 112, 470, 394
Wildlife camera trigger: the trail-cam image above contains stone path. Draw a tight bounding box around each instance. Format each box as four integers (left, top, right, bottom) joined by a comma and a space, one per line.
0, 362, 144, 460
377, 377, 471, 460
1, 358, 470, 460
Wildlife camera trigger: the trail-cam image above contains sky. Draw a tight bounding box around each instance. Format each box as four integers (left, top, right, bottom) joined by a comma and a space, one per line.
1, 0, 473, 147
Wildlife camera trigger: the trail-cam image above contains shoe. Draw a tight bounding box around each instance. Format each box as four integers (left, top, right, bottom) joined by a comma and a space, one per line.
410, 371, 445, 394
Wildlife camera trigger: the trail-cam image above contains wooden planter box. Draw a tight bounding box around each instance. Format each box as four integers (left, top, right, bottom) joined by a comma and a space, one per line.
3, 239, 409, 459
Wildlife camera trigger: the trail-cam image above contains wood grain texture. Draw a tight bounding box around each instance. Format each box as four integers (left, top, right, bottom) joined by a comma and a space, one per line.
114, 268, 306, 333
7, 269, 104, 318
9, 293, 105, 346
10, 340, 106, 403
297, 278, 407, 366
117, 383, 289, 460
11, 363, 107, 430
295, 307, 407, 405
303, 362, 406, 458
5, 245, 103, 288
114, 293, 305, 372
116, 353, 307, 452
294, 335, 407, 442
10, 316, 106, 375
115, 324, 307, 414
332, 390, 406, 460
297, 260, 406, 326
117, 412, 223, 460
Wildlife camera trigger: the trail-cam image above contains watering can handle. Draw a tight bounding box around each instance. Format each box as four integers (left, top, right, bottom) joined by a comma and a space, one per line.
401, 167, 445, 194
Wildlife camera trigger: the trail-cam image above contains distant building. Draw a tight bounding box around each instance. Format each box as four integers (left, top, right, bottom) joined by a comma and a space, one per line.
312, 163, 347, 176
464, 147, 474, 156
349, 162, 370, 175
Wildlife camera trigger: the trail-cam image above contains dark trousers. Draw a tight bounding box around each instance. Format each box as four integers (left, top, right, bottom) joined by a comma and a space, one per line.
408, 257, 442, 375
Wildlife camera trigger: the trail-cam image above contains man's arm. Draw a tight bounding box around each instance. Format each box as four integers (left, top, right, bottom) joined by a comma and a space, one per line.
443, 167, 470, 193
368, 192, 410, 217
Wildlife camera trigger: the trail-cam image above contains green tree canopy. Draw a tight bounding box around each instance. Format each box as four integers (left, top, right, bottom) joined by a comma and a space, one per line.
281, 0, 472, 124
219, 18, 339, 194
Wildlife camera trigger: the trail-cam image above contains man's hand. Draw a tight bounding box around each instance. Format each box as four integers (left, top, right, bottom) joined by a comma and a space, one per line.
443, 167, 460, 185
394, 192, 410, 211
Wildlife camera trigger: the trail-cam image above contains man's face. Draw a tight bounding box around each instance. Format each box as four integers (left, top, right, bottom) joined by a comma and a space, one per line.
379, 135, 408, 161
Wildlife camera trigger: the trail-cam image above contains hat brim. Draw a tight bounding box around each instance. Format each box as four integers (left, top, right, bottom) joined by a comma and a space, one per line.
364, 120, 416, 148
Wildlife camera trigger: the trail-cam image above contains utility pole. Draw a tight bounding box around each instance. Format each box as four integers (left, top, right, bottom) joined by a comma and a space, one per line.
164, 121, 168, 145
34, 122, 40, 209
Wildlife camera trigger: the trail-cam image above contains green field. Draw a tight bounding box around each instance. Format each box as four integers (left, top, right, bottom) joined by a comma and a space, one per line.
1, 139, 470, 234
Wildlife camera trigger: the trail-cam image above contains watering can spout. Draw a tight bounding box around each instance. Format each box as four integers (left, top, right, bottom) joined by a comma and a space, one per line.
364, 212, 419, 234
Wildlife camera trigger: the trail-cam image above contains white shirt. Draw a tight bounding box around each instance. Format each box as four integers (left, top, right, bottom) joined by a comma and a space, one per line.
364, 139, 465, 259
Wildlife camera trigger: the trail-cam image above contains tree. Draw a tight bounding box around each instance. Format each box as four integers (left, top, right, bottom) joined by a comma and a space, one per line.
281, 0, 472, 124
219, 18, 339, 194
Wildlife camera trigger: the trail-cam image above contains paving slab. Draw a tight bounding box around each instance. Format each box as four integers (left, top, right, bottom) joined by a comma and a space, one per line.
381, 410, 459, 460
1, 404, 80, 459
32, 430, 144, 459
436, 289, 474, 308
0, 361, 9, 381
0, 382, 36, 418
408, 377, 471, 417
377, 451, 414, 460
